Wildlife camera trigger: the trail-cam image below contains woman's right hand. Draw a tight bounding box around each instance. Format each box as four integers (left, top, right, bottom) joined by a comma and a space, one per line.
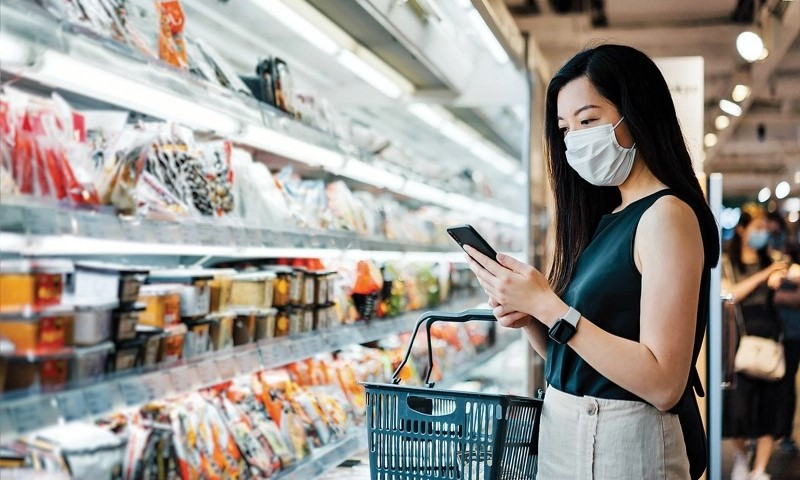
488, 297, 532, 329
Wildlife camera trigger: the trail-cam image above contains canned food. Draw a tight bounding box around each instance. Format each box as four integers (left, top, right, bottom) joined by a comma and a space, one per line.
267, 267, 293, 308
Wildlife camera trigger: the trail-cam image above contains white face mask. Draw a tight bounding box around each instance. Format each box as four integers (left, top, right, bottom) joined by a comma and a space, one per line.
564, 117, 636, 186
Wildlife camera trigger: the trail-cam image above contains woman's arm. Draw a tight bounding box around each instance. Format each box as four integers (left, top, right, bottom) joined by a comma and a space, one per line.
464, 196, 703, 411
726, 264, 782, 301
487, 298, 548, 359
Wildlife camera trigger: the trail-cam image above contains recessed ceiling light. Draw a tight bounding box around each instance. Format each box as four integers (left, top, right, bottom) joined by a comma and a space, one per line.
715, 115, 730, 130
704, 133, 718, 147
720, 99, 743, 117
737, 31, 764, 62
758, 187, 771, 203
776, 181, 791, 199
732, 84, 751, 102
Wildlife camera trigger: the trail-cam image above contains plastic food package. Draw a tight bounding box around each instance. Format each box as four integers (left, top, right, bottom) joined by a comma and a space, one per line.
35, 422, 126, 479
230, 149, 290, 226
157, 0, 188, 69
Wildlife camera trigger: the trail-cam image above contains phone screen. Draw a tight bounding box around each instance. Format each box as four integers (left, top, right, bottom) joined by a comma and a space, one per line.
447, 224, 498, 260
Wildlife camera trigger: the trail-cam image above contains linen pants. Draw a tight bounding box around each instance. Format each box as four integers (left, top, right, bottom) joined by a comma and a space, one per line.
536, 386, 690, 479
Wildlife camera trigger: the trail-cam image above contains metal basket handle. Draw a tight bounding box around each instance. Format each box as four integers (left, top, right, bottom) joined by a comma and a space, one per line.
391, 309, 496, 387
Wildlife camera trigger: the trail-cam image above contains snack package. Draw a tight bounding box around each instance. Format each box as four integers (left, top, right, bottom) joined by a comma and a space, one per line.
157, 0, 188, 69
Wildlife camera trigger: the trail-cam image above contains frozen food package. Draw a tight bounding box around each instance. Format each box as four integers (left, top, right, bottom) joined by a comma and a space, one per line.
157, 0, 188, 69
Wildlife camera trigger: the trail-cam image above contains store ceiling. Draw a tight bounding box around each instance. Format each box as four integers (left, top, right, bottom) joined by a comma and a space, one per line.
507, 0, 800, 198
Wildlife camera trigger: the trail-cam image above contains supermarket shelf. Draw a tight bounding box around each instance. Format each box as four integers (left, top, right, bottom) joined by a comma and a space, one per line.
275, 429, 366, 480
437, 333, 520, 390
0, 294, 484, 440
0, 197, 461, 258
0, 0, 525, 227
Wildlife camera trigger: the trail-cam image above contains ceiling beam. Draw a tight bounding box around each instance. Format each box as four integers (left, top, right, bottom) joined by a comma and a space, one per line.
706, 0, 800, 161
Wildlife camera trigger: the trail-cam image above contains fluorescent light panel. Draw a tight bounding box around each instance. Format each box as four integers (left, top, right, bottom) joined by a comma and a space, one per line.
37, 51, 240, 135
253, 0, 339, 55
466, 9, 509, 64
337, 50, 403, 98
339, 158, 406, 191
408, 104, 445, 128
239, 125, 345, 169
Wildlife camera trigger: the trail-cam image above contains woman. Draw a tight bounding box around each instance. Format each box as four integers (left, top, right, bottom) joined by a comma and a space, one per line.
723, 207, 791, 480
464, 44, 719, 479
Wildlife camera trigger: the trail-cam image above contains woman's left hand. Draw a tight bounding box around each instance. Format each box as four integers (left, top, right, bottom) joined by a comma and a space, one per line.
464, 245, 567, 328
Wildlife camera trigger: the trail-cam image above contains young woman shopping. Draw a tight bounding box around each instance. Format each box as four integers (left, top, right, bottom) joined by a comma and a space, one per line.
722, 207, 791, 480
464, 44, 719, 479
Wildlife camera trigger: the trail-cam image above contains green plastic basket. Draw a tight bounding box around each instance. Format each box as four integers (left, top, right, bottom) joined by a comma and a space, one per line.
364, 309, 543, 480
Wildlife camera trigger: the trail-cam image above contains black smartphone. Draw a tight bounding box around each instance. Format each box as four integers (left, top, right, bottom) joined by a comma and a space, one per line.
447, 224, 498, 260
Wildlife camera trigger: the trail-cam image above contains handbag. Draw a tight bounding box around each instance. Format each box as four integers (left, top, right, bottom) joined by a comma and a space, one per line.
732, 299, 786, 381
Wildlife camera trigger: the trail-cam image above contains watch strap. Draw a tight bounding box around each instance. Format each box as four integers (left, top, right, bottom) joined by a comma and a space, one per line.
561, 306, 581, 328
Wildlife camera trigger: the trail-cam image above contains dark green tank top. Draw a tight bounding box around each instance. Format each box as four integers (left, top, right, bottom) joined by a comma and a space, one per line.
546, 189, 710, 402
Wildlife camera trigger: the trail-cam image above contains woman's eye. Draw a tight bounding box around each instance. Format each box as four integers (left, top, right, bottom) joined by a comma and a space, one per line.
559, 127, 568, 135
580, 119, 595, 126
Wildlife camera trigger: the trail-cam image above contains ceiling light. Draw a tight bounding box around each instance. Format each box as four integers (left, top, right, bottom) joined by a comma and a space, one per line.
441, 122, 478, 149
36, 51, 240, 135
408, 104, 445, 128
731, 84, 751, 102
238, 125, 345, 169
785, 197, 800, 213
737, 31, 765, 62
466, 9, 510, 64
471, 142, 517, 174
252, 0, 339, 55
759, 48, 769, 60
789, 211, 800, 223
337, 50, 403, 98
704, 133, 718, 148
714, 115, 731, 130
758, 187, 771, 203
720, 99, 743, 117
795, 170, 800, 184
776, 181, 791, 199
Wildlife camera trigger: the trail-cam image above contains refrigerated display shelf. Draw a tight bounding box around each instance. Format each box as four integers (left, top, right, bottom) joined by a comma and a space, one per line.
275, 429, 366, 480
0, 294, 484, 440
0, 197, 460, 257
0, 0, 525, 227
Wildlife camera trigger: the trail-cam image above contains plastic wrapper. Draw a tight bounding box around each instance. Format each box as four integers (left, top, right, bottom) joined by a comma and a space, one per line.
231, 150, 291, 226
157, 0, 188, 69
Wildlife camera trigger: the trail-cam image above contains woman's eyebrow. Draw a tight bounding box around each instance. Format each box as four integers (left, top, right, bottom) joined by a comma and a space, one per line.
557, 104, 601, 120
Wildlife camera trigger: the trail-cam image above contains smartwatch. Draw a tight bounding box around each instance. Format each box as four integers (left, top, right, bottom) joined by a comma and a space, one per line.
548, 307, 581, 344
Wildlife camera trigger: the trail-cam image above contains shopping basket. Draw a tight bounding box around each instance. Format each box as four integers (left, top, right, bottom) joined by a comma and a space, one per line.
363, 309, 543, 480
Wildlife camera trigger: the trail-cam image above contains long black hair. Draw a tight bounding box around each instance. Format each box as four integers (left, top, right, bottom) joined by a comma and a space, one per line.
545, 44, 720, 295
727, 210, 771, 273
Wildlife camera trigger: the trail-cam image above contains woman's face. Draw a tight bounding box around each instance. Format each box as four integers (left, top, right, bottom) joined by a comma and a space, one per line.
739, 216, 768, 250
556, 76, 635, 148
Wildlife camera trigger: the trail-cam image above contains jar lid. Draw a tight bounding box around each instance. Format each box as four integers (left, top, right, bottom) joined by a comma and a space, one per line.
0, 304, 75, 320
135, 325, 164, 336
233, 307, 258, 316
73, 299, 120, 311
0, 259, 74, 274
234, 271, 277, 282
148, 268, 216, 282
139, 284, 183, 296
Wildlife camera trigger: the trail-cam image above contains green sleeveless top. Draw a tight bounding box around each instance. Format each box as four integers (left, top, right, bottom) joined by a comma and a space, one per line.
546, 189, 709, 402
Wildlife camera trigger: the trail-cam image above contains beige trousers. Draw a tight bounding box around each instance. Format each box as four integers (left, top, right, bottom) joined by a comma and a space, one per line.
536, 386, 690, 479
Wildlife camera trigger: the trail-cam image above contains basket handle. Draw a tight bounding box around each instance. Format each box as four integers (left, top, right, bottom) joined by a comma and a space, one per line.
391, 309, 496, 387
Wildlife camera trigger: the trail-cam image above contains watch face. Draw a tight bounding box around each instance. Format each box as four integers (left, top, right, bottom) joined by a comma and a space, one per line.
550, 319, 576, 344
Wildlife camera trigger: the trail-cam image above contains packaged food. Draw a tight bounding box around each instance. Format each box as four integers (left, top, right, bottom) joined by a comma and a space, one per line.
138, 284, 182, 327
209, 269, 236, 312
159, 324, 187, 364
289, 268, 305, 306
254, 308, 277, 341
288, 307, 302, 336
136, 325, 164, 367
183, 317, 212, 358
314, 271, 335, 306
301, 307, 313, 333
0, 338, 14, 393
157, 0, 188, 69
3, 348, 71, 392
0, 306, 72, 353
302, 270, 317, 306
112, 303, 145, 342
208, 311, 234, 351
69, 341, 114, 383
275, 309, 290, 338
74, 261, 149, 305
148, 269, 214, 318
37, 423, 126, 480
233, 308, 256, 346
113, 339, 143, 372
268, 267, 293, 308
72, 300, 117, 346
0, 259, 72, 311
229, 272, 276, 308
352, 261, 380, 321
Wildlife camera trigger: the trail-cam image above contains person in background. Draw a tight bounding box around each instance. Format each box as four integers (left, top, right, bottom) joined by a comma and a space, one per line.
773, 263, 800, 456
723, 206, 791, 480
767, 211, 799, 264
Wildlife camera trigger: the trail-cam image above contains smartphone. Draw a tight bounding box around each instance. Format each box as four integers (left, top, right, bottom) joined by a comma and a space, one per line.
447, 224, 498, 260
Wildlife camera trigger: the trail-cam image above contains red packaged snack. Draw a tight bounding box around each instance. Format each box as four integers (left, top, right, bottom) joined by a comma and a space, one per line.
157, 0, 188, 69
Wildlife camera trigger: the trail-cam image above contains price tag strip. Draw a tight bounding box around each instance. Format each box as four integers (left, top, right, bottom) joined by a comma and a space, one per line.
169, 366, 197, 395
193, 360, 221, 388
235, 348, 262, 374
57, 390, 89, 422
215, 356, 238, 381
118, 378, 151, 406
7, 397, 60, 434
83, 383, 117, 417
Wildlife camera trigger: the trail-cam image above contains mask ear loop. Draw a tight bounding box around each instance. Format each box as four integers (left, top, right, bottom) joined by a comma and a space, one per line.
613, 117, 625, 129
